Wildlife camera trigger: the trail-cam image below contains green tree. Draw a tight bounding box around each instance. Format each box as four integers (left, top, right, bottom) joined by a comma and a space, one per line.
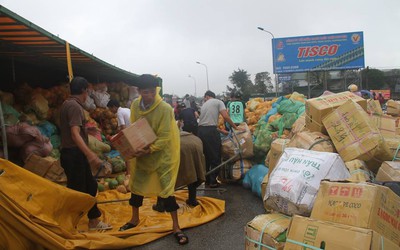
361, 67, 385, 90
384, 69, 400, 90
339, 69, 361, 91
254, 72, 272, 93
228, 68, 254, 101
306, 70, 331, 88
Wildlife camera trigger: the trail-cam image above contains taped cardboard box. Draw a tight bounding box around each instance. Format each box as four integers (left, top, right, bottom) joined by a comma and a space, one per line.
345, 159, 374, 182
219, 159, 252, 182
222, 122, 253, 160
322, 99, 391, 166
24, 154, 66, 183
369, 113, 397, 136
382, 134, 400, 161
305, 91, 367, 134
311, 181, 400, 245
264, 148, 350, 216
290, 114, 306, 137
110, 117, 157, 160
284, 215, 398, 250
367, 99, 383, 114
265, 138, 290, 173
261, 174, 269, 211
286, 131, 335, 153
386, 99, 400, 116
376, 161, 400, 181
245, 213, 291, 250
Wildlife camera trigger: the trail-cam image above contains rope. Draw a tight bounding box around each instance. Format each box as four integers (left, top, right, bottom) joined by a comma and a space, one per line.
307, 138, 333, 151
257, 215, 290, 250
244, 236, 276, 250
286, 239, 324, 250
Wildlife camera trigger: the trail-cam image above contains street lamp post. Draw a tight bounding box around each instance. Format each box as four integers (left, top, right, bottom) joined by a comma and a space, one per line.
196, 61, 209, 91
188, 74, 197, 97
257, 26, 278, 97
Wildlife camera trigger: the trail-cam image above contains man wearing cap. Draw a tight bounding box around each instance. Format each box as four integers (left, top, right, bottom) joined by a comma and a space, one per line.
119, 74, 188, 245
198, 90, 239, 188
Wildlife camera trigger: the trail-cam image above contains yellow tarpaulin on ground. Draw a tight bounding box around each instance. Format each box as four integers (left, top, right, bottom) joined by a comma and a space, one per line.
0, 158, 225, 249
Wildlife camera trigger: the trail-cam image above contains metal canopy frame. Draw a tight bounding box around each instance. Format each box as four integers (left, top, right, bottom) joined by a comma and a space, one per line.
0, 5, 140, 86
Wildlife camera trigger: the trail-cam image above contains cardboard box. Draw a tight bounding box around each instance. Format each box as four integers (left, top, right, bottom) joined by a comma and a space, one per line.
110, 117, 157, 160
345, 159, 374, 182
261, 174, 270, 211
311, 181, 400, 245
369, 113, 397, 136
305, 91, 367, 134
376, 161, 400, 181
222, 123, 253, 160
382, 135, 400, 162
24, 154, 66, 183
290, 114, 306, 136
265, 138, 290, 173
245, 213, 291, 250
386, 100, 400, 116
286, 131, 335, 153
322, 99, 390, 163
367, 99, 383, 114
284, 215, 398, 250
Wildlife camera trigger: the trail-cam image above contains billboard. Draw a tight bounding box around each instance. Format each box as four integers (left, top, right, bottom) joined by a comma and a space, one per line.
272, 32, 365, 74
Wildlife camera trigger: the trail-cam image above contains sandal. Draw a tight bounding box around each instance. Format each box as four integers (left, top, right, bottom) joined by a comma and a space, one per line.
174, 231, 189, 245
119, 222, 138, 231
186, 199, 200, 207
89, 221, 113, 231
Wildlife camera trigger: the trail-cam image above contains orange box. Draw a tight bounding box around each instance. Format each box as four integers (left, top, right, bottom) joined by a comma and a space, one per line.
110, 118, 157, 160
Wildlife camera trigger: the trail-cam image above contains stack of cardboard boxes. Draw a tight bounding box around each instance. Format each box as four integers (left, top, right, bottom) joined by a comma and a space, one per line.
245, 91, 400, 249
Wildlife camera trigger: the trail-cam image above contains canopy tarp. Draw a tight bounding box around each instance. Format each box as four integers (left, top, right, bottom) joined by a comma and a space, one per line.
0, 158, 225, 249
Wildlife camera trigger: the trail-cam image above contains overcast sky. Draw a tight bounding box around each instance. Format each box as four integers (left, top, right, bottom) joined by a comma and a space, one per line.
1, 0, 400, 97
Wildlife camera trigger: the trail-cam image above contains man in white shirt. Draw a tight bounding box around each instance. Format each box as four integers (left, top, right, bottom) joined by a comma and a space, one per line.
107, 99, 131, 131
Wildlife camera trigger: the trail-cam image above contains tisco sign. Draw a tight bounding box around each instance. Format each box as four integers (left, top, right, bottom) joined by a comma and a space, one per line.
297, 44, 339, 58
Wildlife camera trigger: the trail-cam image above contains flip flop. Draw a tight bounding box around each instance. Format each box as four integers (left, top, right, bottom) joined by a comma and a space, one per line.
89, 221, 113, 231
119, 222, 138, 231
174, 231, 189, 245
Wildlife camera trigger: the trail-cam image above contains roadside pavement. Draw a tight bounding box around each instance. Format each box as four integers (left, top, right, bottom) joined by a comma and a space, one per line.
128, 182, 266, 250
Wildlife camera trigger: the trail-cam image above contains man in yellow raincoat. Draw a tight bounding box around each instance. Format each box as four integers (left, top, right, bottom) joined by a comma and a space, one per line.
119, 74, 188, 245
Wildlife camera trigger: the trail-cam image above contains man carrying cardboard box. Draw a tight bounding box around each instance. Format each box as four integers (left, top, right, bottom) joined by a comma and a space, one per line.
118, 74, 188, 245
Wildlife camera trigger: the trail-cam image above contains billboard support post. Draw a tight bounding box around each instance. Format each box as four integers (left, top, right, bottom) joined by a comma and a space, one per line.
257, 27, 278, 97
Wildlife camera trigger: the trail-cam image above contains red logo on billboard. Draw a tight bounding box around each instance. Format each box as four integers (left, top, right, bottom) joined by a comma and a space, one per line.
351, 34, 360, 43
277, 41, 284, 49
297, 44, 339, 58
